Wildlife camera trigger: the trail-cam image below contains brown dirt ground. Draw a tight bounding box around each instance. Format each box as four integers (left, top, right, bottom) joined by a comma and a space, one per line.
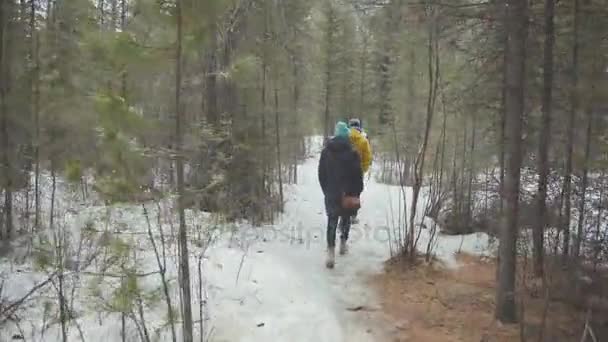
370, 253, 587, 342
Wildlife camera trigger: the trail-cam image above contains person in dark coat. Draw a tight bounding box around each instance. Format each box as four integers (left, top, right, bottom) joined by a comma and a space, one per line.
318, 122, 364, 268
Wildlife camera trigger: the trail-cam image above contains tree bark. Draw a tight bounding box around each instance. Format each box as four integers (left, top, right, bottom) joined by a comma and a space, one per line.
592, 171, 605, 270
496, 0, 527, 324
451, 129, 459, 222
120, 0, 127, 97
533, 0, 555, 277
562, 0, 580, 260
205, 29, 218, 126
58, 261, 68, 342
323, 4, 335, 138
50, 164, 56, 230
175, 1, 193, 341
260, 4, 269, 202
291, 55, 299, 184
0, 0, 13, 239
274, 85, 283, 209
498, 0, 507, 213
30, 0, 40, 231
466, 113, 476, 229
458, 118, 468, 221
574, 108, 592, 258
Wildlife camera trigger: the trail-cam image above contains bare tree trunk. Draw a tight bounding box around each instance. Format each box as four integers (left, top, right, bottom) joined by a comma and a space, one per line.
58, 272, 68, 342
291, 55, 300, 184
197, 252, 204, 342
466, 113, 476, 229
121, 272, 126, 342
554, 184, 565, 255
459, 121, 468, 219
55, 227, 68, 342
175, 1, 193, 340
404, 47, 416, 181
323, 51, 332, 139
451, 130, 459, 221
23, 0, 34, 232
425, 99, 447, 260
574, 108, 592, 259
143, 204, 177, 342
498, 0, 507, 213
592, 171, 605, 271
438, 95, 447, 200
0, 0, 13, 240
205, 29, 217, 126
260, 41, 269, 210
274, 85, 283, 209
259, 5, 270, 205
120, 0, 126, 97
408, 6, 439, 259
133, 307, 150, 342
31, 0, 40, 230
562, 0, 580, 260
496, 0, 527, 324
499, 99, 506, 211
50, 164, 56, 230
323, 3, 335, 138
533, 0, 555, 277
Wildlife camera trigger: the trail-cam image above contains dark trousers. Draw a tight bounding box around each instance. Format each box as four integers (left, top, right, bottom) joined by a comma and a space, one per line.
326, 215, 351, 248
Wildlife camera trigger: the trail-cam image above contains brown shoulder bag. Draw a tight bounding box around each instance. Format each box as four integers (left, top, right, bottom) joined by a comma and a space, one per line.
341, 195, 361, 210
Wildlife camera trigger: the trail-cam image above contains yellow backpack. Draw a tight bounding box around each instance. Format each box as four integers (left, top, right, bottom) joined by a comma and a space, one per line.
349, 128, 372, 174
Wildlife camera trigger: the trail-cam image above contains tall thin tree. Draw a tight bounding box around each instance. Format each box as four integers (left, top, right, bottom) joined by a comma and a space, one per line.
574, 108, 593, 258
175, 0, 194, 340
31, 0, 41, 230
533, 0, 555, 277
322, 1, 335, 138
0, 0, 13, 239
274, 85, 283, 208
562, 0, 580, 259
408, 4, 439, 258
496, 0, 527, 323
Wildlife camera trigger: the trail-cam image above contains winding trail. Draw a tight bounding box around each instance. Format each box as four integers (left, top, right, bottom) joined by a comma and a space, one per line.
206, 136, 491, 342
206, 137, 399, 341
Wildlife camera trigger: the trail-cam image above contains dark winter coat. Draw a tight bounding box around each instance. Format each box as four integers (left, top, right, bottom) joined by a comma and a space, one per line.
318, 136, 364, 216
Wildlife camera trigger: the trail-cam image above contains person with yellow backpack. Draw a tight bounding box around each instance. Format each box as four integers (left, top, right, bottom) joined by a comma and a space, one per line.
347, 118, 372, 224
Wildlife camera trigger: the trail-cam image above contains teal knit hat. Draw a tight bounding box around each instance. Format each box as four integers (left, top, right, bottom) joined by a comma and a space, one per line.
334, 121, 350, 138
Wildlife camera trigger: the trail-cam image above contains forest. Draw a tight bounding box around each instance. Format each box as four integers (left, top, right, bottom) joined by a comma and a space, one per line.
0, 0, 607, 341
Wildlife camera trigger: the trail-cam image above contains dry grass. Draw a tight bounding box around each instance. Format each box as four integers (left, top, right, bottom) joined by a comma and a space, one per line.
370, 253, 589, 342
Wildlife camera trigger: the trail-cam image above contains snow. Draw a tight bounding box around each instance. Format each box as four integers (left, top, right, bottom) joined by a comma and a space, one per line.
0, 135, 492, 342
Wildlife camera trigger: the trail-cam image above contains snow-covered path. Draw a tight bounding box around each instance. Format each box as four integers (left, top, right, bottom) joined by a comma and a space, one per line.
206, 137, 398, 341
205, 136, 491, 342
